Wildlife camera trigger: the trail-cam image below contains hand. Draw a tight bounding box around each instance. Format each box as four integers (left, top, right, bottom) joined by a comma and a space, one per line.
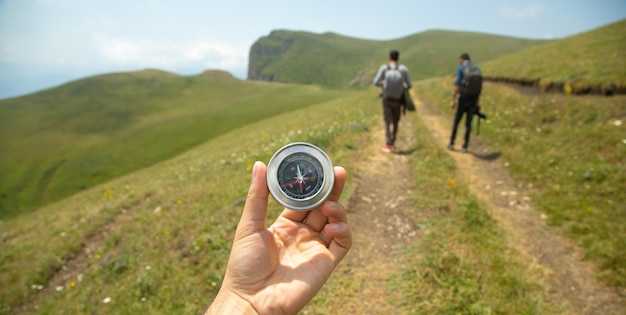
206, 162, 351, 315
450, 100, 456, 109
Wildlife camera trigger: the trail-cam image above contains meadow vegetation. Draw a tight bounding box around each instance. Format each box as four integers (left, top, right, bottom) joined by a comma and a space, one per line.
482, 19, 626, 94
0, 90, 378, 314
0, 70, 349, 218
415, 79, 626, 288
307, 104, 551, 314
249, 29, 546, 86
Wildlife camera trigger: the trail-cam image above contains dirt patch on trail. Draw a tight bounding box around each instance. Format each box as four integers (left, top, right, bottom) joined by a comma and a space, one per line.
413, 94, 625, 314
327, 113, 421, 314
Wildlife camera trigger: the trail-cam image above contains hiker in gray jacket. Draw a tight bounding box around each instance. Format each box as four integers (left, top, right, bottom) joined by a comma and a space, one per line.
373, 50, 412, 153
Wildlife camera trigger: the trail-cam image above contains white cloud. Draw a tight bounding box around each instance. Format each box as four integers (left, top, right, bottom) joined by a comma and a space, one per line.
498, 2, 543, 20
93, 35, 249, 74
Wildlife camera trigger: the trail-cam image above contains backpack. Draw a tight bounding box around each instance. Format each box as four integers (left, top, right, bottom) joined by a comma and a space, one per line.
461, 64, 483, 96
384, 64, 404, 100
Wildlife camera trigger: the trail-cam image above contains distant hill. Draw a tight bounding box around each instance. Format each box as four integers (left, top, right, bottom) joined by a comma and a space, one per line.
247, 29, 548, 87
0, 69, 350, 218
482, 19, 626, 94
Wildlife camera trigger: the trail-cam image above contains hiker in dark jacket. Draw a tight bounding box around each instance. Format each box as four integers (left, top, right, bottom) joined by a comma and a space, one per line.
448, 53, 482, 153
372, 50, 412, 153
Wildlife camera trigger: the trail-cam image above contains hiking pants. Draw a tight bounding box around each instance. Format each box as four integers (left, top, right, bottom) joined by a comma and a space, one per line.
450, 98, 478, 148
382, 97, 402, 146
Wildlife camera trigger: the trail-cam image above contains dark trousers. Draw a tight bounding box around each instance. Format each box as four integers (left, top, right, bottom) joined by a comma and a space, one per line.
383, 98, 402, 145
450, 98, 478, 148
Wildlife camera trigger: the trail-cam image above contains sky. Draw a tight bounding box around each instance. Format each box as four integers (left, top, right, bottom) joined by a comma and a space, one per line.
0, 0, 625, 99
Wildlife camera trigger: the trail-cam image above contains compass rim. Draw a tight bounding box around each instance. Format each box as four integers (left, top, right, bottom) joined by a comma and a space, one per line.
267, 142, 334, 211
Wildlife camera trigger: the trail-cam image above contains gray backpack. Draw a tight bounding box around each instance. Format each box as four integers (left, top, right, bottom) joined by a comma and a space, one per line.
461, 65, 483, 96
384, 64, 404, 100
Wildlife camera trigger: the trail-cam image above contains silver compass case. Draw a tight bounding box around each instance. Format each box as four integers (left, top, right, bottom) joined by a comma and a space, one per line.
266, 142, 335, 211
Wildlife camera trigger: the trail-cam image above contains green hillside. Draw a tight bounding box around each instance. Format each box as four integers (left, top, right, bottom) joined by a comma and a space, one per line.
482, 18, 626, 94
248, 29, 548, 86
0, 70, 350, 218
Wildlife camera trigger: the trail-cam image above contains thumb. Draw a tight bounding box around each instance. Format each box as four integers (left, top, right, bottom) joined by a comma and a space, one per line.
235, 161, 269, 240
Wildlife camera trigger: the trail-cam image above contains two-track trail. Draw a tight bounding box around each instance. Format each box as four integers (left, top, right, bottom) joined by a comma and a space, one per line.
412, 93, 625, 314
319, 92, 625, 314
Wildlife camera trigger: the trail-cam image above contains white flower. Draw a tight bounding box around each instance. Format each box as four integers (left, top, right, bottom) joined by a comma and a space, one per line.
103, 297, 112, 304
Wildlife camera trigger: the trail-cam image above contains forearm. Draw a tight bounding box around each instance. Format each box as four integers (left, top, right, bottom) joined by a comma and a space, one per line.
205, 288, 258, 315
452, 85, 460, 102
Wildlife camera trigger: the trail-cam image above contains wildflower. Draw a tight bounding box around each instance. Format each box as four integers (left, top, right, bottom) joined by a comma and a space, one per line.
176, 199, 182, 205
614, 120, 622, 126
447, 179, 455, 189
55, 286, 64, 292
104, 186, 113, 200
70, 282, 76, 287
103, 297, 112, 304
246, 163, 253, 172
95, 254, 101, 259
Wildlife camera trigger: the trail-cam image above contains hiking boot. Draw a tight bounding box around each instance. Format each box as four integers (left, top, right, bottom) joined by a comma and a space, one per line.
381, 145, 393, 153
447, 144, 454, 151
461, 147, 468, 153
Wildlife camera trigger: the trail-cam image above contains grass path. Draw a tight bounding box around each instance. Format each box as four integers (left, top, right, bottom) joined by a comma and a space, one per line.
412, 91, 626, 314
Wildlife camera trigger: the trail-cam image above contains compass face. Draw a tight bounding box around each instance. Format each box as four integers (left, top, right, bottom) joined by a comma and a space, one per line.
267, 142, 334, 211
278, 152, 324, 199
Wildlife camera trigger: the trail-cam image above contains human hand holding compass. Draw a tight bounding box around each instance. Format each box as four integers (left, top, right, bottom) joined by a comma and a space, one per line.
206, 159, 351, 315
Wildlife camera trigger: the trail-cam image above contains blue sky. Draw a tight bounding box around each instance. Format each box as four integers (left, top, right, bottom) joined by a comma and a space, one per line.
0, 0, 625, 99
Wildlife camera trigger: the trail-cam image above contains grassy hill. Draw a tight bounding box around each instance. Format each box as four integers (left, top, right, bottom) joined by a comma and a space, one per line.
482, 18, 626, 94
248, 29, 548, 86
0, 70, 350, 218
2, 82, 623, 314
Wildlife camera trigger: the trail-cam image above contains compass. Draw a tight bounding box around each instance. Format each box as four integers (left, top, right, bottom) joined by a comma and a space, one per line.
266, 142, 334, 211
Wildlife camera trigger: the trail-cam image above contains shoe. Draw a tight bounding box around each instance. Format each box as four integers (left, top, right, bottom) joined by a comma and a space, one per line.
461, 147, 468, 153
381, 145, 393, 153
447, 144, 454, 151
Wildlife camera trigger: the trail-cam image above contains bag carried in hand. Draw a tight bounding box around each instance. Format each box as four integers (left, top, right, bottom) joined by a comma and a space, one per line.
461, 65, 483, 96
401, 89, 415, 112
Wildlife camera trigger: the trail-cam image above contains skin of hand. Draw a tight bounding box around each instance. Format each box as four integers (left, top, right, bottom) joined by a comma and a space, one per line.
206, 161, 351, 315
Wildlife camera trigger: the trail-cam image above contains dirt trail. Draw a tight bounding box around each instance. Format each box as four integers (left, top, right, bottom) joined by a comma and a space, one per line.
333, 113, 421, 314
335, 93, 625, 314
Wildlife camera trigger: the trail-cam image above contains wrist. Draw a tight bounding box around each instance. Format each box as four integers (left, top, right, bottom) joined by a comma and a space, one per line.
205, 288, 258, 315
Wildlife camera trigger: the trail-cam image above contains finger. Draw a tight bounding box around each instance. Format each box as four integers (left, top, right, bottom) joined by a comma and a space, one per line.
235, 161, 269, 240
324, 222, 352, 262
281, 166, 346, 227
301, 207, 327, 232
327, 166, 346, 203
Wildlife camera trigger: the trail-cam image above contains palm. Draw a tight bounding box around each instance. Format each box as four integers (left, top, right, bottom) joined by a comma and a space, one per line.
226, 214, 336, 314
